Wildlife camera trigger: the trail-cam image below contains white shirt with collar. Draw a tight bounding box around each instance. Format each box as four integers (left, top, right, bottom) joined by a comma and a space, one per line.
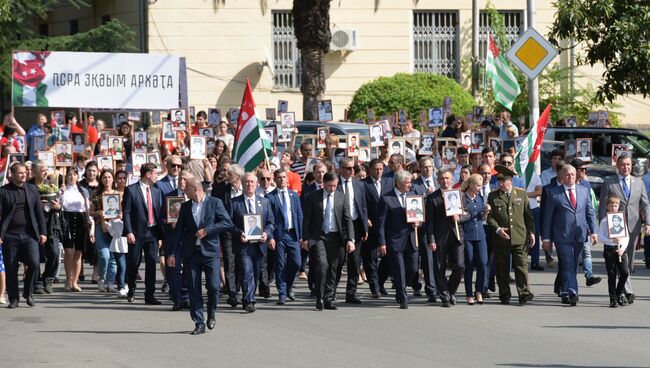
563, 184, 577, 204
166, 174, 178, 191
394, 188, 406, 208
421, 175, 435, 191
619, 174, 631, 196
340, 176, 358, 220
371, 177, 382, 196
322, 190, 338, 233
277, 188, 293, 229
230, 185, 243, 198
191, 193, 207, 245
139, 180, 151, 209
244, 194, 256, 214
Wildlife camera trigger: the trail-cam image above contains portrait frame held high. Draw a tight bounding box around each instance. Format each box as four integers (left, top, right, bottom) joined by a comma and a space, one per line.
442, 189, 463, 217
96, 155, 114, 171
316, 127, 329, 149
54, 142, 73, 167
575, 138, 592, 162
405, 195, 425, 223
190, 136, 207, 160
170, 108, 188, 132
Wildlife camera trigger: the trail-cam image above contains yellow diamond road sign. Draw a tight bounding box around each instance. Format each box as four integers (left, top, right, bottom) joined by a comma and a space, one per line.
506, 27, 558, 79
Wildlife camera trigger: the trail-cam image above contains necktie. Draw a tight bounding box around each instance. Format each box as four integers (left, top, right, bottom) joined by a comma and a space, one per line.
568, 188, 577, 209
375, 180, 381, 196
146, 187, 154, 226
171, 177, 177, 190
323, 193, 332, 233
247, 198, 254, 214
280, 191, 290, 228
506, 192, 511, 201
400, 193, 406, 208
425, 179, 431, 188
622, 178, 630, 199
343, 180, 349, 194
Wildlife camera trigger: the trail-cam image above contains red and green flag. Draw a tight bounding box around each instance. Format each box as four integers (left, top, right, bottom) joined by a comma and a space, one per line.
515, 104, 552, 186
12, 51, 50, 107
232, 78, 272, 172
486, 35, 520, 111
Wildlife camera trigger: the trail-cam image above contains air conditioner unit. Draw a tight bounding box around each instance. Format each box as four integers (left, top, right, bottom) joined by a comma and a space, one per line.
330, 29, 358, 51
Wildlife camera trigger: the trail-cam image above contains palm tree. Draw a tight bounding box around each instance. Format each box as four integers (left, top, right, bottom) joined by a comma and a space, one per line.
292, 0, 331, 121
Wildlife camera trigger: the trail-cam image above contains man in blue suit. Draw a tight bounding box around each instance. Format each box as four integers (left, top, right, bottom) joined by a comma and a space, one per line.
266, 169, 303, 305
377, 170, 419, 309
123, 163, 164, 305
336, 157, 368, 304
363, 159, 394, 298
229, 172, 275, 313
154, 155, 183, 197
168, 177, 235, 335
542, 165, 598, 306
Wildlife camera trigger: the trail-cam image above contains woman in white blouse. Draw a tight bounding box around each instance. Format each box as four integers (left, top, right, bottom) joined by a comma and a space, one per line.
61, 167, 94, 292
216, 121, 234, 152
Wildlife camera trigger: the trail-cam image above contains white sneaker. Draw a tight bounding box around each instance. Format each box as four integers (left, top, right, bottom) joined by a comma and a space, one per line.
0, 296, 6, 304
98, 280, 106, 292
118, 288, 127, 297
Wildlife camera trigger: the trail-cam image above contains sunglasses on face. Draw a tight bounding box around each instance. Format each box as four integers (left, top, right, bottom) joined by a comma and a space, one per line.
260, 177, 273, 181
170, 164, 182, 168
341, 166, 354, 170
500, 161, 513, 166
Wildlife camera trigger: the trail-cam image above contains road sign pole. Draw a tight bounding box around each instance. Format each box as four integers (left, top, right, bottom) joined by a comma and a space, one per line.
527, 0, 540, 127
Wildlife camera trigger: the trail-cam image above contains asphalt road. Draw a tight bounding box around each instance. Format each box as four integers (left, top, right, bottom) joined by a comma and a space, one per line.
2, 248, 650, 368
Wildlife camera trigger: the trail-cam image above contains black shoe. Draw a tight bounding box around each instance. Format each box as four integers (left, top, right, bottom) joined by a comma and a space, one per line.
7, 300, 18, 309
259, 289, 271, 299
145, 297, 162, 305
586, 276, 602, 286
518, 293, 534, 305
399, 302, 408, 309
207, 317, 216, 330
33, 288, 45, 295
619, 294, 630, 306
531, 265, 545, 271
191, 325, 206, 335
379, 287, 388, 296
245, 304, 256, 313
371, 292, 380, 299
626, 293, 635, 305
484, 291, 491, 299
569, 295, 579, 306
127, 292, 135, 303
24, 295, 35, 307
181, 301, 191, 310
441, 299, 450, 308
427, 295, 437, 303
315, 299, 323, 311
561, 297, 570, 305
500, 297, 511, 305
78, 275, 86, 282
646, 260, 650, 269
287, 290, 296, 301
449, 295, 456, 305
172, 303, 184, 311
324, 301, 337, 310
161, 282, 169, 293
276, 297, 286, 305
413, 290, 422, 297
44, 278, 54, 294
227, 296, 238, 308
610, 298, 618, 308
345, 295, 362, 304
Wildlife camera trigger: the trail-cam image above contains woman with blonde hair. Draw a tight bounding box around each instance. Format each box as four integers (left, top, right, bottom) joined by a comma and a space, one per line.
460, 174, 490, 305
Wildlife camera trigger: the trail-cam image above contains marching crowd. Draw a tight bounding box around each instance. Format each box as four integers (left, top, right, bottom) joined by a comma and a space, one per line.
0, 109, 647, 335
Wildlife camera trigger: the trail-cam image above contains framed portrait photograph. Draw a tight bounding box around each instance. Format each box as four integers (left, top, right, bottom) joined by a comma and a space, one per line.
38, 151, 55, 174
367, 108, 375, 122
607, 212, 627, 238
280, 112, 295, 131
333, 148, 346, 168
151, 111, 161, 125
564, 139, 577, 159
576, 138, 592, 162
442, 146, 457, 166
263, 127, 275, 146
419, 133, 435, 156
473, 106, 484, 122
189, 107, 195, 123
443, 96, 453, 114
276, 125, 291, 143
208, 108, 221, 125
428, 107, 444, 128
128, 111, 141, 122
198, 127, 214, 139
318, 100, 333, 122
381, 120, 393, 140
514, 136, 526, 151
147, 152, 162, 172
131, 152, 147, 175
369, 124, 384, 147
102, 193, 121, 220
112, 112, 128, 126
611, 144, 630, 165
398, 109, 408, 125
243, 214, 263, 241
597, 110, 608, 127
465, 112, 474, 126
96, 155, 114, 171
587, 112, 598, 126
265, 108, 276, 120
161, 121, 177, 142
347, 133, 360, 157
33, 135, 47, 152
14, 135, 26, 154
277, 100, 288, 114
8, 153, 24, 166
443, 189, 464, 217
190, 136, 207, 160
229, 108, 240, 124
460, 132, 472, 148
170, 109, 187, 131
418, 110, 427, 126
166, 196, 184, 223
108, 136, 124, 160
358, 147, 370, 163
71, 133, 84, 154
51, 110, 65, 126
54, 142, 73, 167
388, 138, 406, 157
100, 129, 115, 150
566, 116, 577, 127
489, 138, 503, 156
471, 131, 485, 153
133, 131, 147, 152
405, 195, 425, 223
316, 127, 329, 149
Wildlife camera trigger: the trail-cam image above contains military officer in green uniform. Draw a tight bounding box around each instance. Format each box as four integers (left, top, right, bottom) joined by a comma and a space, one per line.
487, 165, 536, 305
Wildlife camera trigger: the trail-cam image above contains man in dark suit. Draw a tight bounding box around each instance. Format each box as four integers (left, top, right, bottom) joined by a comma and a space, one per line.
266, 169, 303, 304
229, 172, 274, 313
377, 170, 419, 309
426, 168, 469, 307
123, 163, 164, 305
0, 163, 47, 308
363, 159, 394, 298
168, 177, 234, 334
336, 157, 368, 304
299, 162, 327, 287
155, 155, 183, 197
543, 165, 598, 306
302, 171, 355, 310
210, 163, 244, 307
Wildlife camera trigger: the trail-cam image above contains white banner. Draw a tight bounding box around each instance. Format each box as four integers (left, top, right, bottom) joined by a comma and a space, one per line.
12, 51, 180, 109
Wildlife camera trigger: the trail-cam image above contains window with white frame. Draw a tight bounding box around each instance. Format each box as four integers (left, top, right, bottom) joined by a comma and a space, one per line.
413, 11, 460, 81
478, 11, 525, 63
272, 11, 301, 89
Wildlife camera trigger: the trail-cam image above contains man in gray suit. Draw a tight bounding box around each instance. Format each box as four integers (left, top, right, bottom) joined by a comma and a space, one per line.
598, 152, 650, 304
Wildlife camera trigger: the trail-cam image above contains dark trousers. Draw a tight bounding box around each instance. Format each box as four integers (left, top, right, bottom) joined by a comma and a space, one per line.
378, 255, 390, 288
240, 243, 264, 304
556, 242, 582, 296
529, 207, 541, 267
300, 248, 309, 273
484, 224, 495, 292
310, 232, 345, 302
624, 233, 640, 294
275, 230, 300, 297
418, 236, 437, 297
258, 248, 275, 296
166, 246, 188, 305
388, 242, 418, 304
495, 243, 531, 299
361, 230, 380, 294
187, 254, 220, 328
603, 246, 630, 298
3, 234, 39, 302
126, 231, 158, 299
42, 236, 60, 281
222, 237, 240, 298
336, 219, 364, 297
433, 241, 464, 300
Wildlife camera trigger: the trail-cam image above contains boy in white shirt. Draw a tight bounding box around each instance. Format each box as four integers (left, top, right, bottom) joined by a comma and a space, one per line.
597, 195, 630, 308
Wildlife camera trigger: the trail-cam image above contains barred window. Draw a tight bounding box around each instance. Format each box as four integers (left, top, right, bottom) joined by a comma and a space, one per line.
478, 11, 524, 63
272, 11, 301, 89
413, 11, 460, 81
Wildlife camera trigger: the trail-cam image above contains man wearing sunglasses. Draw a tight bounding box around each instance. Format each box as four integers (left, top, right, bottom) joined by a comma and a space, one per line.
155, 155, 183, 197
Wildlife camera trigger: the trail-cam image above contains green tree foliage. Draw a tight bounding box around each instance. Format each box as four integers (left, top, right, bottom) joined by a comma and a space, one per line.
549, 0, 650, 102
347, 73, 475, 127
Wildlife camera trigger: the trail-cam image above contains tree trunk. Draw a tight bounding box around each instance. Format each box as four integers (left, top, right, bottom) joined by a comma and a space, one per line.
300, 47, 325, 121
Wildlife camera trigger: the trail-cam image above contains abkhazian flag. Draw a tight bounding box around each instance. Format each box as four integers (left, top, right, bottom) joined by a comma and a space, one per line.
232, 78, 272, 172
514, 104, 552, 186
12, 51, 50, 107
486, 35, 520, 111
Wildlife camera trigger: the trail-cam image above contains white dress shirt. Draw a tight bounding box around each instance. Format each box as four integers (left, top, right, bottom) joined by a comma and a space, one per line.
372, 177, 382, 196
394, 188, 406, 207
191, 194, 206, 245
322, 191, 338, 233
341, 177, 358, 220
139, 180, 151, 209
278, 189, 293, 229
564, 185, 577, 205
244, 195, 256, 214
